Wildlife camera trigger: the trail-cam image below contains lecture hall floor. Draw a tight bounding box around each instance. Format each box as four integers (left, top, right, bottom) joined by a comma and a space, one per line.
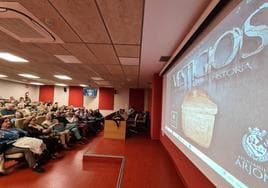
0, 133, 184, 188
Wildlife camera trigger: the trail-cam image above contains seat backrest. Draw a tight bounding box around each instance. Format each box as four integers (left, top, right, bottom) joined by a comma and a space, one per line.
36, 116, 46, 124
15, 118, 27, 129
2, 114, 15, 119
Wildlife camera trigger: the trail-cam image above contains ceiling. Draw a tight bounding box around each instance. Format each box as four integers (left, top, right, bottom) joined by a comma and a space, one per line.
0, 0, 216, 88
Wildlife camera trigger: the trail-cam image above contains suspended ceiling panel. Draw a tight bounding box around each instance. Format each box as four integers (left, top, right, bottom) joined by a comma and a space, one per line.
49, 0, 111, 43
123, 65, 139, 76
87, 44, 119, 65
105, 65, 123, 75
62, 43, 99, 65
96, 0, 144, 44
115, 45, 140, 58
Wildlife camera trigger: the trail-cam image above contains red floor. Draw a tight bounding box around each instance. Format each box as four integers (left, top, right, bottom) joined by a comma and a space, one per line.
0, 133, 184, 188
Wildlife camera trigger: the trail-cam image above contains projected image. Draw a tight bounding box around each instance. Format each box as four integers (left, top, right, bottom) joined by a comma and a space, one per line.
163, 0, 268, 187
181, 90, 217, 148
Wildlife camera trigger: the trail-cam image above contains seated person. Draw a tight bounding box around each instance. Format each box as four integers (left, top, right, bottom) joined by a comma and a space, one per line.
0, 118, 45, 174
17, 97, 25, 109
11, 111, 24, 125
42, 113, 70, 150
24, 92, 31, 106
92, 109, 104, 131
63, 112, 86, 144
1, 103, 16, 116
25, 116, 63, 159
50, 102, 59, 112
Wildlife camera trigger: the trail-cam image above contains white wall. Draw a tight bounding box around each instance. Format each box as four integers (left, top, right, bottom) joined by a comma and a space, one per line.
53, 86, 69, 106
83, 88, 130, 116
0, 79, 39, 101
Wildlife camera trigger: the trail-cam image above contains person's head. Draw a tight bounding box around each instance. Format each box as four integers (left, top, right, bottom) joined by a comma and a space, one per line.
55, 110, 61, 117
6, 103, 15, 110
19, 97, 24, 102
15, 111, 24, 119
46, 113, 53, 121
0, 118, 11, 129
9, 96, 15, 101
65, 112, 73, 118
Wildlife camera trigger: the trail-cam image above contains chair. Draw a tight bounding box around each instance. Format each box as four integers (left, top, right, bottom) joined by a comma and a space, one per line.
15, 118, 27, 129
127, 113, 139, 134
0, 147, 24, 174
36, 116, 46, 124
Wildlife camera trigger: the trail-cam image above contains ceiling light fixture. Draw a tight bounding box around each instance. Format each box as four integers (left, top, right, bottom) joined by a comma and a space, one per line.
0, 74, 8, 78
79, 84, 88, 87
0, 52, 29, 63
54, 75, 72, 80
55, 55, 82, 64
91, 77, 104, 81
30, 82, 44, 85
18, 73, 39, 79
55, 83, 67, 87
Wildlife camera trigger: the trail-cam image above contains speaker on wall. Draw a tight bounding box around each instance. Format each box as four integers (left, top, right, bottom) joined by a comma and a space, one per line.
64, 87, 67, 92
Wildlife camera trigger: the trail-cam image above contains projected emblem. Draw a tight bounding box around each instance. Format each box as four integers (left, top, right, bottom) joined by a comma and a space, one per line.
242, 127, 268, 162
181, 90, 218, 148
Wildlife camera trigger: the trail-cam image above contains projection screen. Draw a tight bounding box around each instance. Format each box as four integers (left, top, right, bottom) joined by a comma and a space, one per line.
162, 0, 268, 187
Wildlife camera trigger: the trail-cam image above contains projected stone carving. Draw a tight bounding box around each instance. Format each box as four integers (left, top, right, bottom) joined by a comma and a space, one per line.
181, 90, 218, 148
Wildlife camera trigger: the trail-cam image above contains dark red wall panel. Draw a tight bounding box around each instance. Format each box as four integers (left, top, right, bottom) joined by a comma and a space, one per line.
150, 74, 162, 139
69, 86, 83, 107
148, 89, 152, 113
39, 85, 54, 103
129, 89, 144, 111
99, 87, 114, 110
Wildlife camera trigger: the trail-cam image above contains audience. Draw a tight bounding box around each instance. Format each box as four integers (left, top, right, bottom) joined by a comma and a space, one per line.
0, 94, 148, 176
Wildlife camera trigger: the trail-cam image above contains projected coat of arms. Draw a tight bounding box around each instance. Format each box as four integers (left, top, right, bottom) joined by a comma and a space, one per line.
181, 90, 218, 148
242, 127, 268, 162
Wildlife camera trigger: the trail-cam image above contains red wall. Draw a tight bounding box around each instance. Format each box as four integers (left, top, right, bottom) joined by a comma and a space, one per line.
39, 85, 54, 102
150, 74, 162, 139
129, 89, 145, 111
147, 89, 152, 113
68, 86, 83, 107
99, 87, 114, 110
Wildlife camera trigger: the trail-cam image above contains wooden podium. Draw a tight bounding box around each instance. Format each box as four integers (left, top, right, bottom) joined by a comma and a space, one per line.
104, 120, 126, 140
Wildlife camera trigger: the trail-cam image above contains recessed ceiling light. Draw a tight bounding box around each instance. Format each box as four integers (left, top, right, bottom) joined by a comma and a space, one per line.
55, 55, 82, 64
30, 82, 44, 85
79, 84, 88, 87
55, 83, 67, 87
54, 75, 72, 80
0, 74, 7, 78
18, 74, 40, 79
0, 52, 29, 63
91, 77, 104, 81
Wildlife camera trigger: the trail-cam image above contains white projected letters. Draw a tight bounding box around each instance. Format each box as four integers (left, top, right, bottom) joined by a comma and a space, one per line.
172, 2, 268, 90
164, 1, 268, 187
